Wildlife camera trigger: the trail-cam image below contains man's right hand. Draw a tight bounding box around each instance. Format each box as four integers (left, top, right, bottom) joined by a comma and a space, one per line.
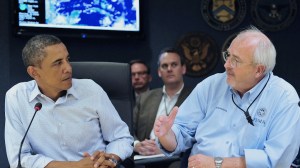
154, 106, 178, 138
152, 106, 179, 152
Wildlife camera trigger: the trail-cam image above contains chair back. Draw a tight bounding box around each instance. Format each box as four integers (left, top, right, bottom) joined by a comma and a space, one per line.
71, 62, 134, 135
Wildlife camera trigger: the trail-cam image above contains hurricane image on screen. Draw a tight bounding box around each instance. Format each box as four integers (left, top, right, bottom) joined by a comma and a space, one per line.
45, 0, 139, 31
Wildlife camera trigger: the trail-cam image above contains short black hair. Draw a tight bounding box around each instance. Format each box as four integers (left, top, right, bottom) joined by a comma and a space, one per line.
22, 34, 62, 67
157, 47, 185, 66
129, 59, 151, 74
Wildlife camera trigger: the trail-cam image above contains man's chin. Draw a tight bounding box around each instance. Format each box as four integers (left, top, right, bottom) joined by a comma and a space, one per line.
226, 77, 234, 86
63, 81, 72, 90
134, 85, 144, 89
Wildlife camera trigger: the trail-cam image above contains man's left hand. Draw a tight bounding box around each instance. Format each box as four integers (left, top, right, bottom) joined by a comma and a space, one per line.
188, 153, 214, 168
84, 151, 120, 168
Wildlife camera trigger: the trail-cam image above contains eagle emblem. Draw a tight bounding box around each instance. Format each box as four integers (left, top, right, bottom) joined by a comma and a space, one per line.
177, 33, 219, 77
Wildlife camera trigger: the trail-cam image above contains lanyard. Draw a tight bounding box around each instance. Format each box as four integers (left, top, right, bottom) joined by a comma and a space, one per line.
163, 95, 170, 116
232, 73, 270, 126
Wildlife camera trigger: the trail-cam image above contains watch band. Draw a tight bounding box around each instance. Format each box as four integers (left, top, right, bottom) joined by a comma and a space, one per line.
214, 157, 223, 168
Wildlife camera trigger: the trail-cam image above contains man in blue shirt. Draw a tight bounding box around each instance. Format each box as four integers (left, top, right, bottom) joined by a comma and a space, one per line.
5, 35, 133, 168
153, 26, 300, 168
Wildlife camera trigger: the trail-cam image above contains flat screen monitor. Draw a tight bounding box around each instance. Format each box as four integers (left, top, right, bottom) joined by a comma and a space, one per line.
13, 0, 141, 39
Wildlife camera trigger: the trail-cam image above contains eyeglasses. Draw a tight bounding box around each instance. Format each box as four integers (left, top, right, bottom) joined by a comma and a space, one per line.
131, 71, 148, 77
160, 63, 179, 70
222, 51, 240, 68
223, 51, 255, 68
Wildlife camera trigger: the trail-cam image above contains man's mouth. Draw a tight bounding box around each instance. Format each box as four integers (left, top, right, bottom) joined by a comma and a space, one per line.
63, 76, 72, 81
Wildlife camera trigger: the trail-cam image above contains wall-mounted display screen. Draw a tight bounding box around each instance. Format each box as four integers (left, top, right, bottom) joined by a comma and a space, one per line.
13, 0, 141, 39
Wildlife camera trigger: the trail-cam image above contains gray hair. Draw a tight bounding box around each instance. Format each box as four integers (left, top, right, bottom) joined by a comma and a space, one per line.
236, 26, 276, 75
22, 34, 62, 67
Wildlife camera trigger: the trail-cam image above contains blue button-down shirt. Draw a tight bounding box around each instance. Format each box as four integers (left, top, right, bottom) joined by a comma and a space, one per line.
162, 72, 300, 168
5, 79, 133, 168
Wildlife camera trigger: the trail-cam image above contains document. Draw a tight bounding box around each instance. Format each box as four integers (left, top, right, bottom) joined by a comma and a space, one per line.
134, 154, 165, 160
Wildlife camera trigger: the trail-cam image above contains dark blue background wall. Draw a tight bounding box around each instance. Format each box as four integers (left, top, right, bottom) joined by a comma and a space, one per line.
1, 0, 300, 166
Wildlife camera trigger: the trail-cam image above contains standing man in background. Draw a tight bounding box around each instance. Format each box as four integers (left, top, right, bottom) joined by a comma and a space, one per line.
5, 34, 133, 168
154, 26, 300, 168
134, 48, 192, 167
130, 59, 152, 102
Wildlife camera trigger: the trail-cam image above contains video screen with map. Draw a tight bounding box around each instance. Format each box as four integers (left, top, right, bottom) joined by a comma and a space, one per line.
14, 0, 141, 38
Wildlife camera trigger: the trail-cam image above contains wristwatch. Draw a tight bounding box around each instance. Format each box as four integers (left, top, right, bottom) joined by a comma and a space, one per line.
109, 157, 120, 167
214, 157, 223, 168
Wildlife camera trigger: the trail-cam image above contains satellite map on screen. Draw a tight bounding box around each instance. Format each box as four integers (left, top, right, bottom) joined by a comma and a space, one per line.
45, 0, 138, 30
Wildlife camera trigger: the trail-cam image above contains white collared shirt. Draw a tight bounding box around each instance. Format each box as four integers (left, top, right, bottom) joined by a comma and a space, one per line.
149, 84, 184, 139
5, 79, 133, 168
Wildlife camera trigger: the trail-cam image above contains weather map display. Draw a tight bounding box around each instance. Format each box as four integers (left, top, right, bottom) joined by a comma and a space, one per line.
17, 0, 140, 32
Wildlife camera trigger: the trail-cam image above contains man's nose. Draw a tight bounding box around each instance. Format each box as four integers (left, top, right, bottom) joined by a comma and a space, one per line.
64, 62, 72, 73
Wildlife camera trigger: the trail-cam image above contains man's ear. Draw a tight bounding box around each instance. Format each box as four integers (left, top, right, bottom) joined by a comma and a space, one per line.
27, 66, 39, 79
158, 68, 161, 78
255, 65, 266, 78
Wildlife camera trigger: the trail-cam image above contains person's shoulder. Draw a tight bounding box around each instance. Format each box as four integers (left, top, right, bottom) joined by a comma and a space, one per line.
145, 88, 162, 95
72, 78, 98, 87
6, 80, 35, 96
196, 72, 226, 87
206, 72, 226, 81
269, 74, 296, 91
269, 74, 298, 97
140, 88, 162, 99
72, 78, 103, 92
137, 88, 162, 105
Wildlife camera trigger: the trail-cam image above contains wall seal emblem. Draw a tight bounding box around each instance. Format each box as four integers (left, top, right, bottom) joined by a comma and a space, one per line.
176, 32, 219, 77
201, 0, 247, 31
251, 0, 298, 31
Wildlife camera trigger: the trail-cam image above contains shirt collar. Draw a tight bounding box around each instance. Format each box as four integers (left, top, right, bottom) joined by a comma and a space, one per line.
28, 80, 79, 102
67, 84, 79, 99
162, 84, 184, 97
230, 72, 272, 101
29, 81, 41, 102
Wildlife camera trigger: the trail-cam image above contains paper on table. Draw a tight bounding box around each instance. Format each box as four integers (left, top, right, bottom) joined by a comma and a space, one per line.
134, 154, 165, 160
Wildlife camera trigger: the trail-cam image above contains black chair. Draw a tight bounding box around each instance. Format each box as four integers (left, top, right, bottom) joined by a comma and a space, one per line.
71, 62, 134, 135
71, 62, 135, 167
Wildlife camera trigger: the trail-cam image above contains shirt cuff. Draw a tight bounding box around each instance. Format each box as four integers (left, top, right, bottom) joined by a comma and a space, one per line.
133, 140, 140, 148
244, 149, 267, 168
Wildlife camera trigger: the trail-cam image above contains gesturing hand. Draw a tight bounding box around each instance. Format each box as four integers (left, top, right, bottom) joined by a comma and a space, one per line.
154, 106, 178, 138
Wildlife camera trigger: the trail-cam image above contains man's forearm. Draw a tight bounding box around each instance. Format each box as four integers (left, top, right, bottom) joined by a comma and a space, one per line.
222, 157, 246, 168
45, 161, 79, 168
158, 129, 177, 152
45, 158, 93, 168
